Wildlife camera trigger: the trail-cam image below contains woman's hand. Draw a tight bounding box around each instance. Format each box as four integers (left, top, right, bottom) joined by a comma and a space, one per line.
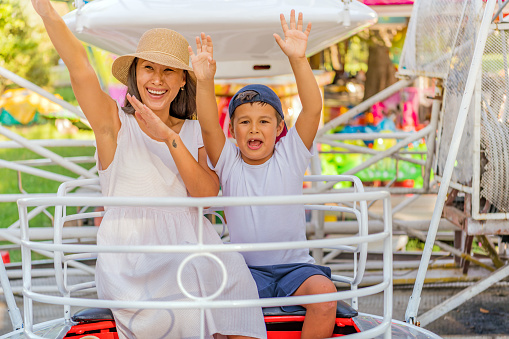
188, 33, 216, 81
31, 0, 56, 18
273, 10, 311, 60
126, 94, 177, 142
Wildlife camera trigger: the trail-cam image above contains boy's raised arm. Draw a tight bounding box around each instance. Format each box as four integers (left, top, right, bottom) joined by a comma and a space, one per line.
274, 10, 322, 150
189, 34, 226, 167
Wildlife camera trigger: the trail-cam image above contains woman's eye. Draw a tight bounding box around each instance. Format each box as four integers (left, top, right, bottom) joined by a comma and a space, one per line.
164, 68, 174, 72
145, 65, 153, 70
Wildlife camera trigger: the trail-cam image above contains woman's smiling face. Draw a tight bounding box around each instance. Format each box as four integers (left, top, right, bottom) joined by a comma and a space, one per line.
136, 59, 186, 115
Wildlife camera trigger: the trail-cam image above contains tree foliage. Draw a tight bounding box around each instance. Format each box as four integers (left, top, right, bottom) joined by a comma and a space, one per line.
0, 0, 59, 92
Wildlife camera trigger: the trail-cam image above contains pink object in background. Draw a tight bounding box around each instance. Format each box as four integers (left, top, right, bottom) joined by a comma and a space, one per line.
401, 87, 419, 131
370, 88, 420, 131
109, 85, 128, 105
362, 0, 413, 5
371, 101, 386, 123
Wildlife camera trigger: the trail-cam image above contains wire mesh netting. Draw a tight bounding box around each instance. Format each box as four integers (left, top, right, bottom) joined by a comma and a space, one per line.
435, 1, 485, 186
400, 0, 509, 216
399, 0, 481, 78
400, 0, 486, 185
480, 29, 509, 213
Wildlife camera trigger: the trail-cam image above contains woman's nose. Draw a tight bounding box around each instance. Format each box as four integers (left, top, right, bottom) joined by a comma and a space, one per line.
151, 72, 163, 85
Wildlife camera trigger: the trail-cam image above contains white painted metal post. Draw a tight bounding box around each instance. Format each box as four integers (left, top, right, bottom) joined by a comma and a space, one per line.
0, 257, 23, 330
472, 64, 482, 219
405, 0, 497, 324
382, 196, 393, 339
423, 82, 443, 192
19, 205, 34, 334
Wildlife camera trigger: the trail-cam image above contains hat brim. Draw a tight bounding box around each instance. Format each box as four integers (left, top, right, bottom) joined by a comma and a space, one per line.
112, 51, 194, 86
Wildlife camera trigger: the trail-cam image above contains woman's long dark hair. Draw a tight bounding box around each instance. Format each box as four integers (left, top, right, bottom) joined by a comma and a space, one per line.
122, 58, 197, 119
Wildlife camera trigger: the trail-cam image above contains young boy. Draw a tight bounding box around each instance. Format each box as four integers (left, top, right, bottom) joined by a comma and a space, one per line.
190, 10, 337, 339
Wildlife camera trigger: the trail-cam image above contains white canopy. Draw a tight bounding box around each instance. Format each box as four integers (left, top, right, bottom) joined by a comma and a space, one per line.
64, 0, 377, 78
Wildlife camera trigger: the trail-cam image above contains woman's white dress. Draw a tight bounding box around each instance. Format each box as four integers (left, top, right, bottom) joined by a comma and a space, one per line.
95, 106, 266, 339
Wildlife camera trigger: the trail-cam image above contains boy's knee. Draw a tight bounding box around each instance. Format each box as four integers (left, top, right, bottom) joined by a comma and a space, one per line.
322, 279, 337, 294
312, 277, 337, 295
297, 274, 337, 295
306, 299, 337, 316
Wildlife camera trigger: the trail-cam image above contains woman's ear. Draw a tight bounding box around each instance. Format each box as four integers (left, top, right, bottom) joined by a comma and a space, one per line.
181, 71, 187, 88
276, 120, 285, 136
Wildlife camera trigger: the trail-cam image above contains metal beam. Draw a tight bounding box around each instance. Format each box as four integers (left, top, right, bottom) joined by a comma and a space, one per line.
316, 78, 415, 138
405, 0, 497, 324
418, 264, 509, 326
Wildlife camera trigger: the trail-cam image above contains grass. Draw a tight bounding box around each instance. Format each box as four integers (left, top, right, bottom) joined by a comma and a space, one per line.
406, 237, 489, 256
406, 238, 441, 252
0, 123, 95, 261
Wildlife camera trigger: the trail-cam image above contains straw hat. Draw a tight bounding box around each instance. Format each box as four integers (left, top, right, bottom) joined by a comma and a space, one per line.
112, 28, 193, 86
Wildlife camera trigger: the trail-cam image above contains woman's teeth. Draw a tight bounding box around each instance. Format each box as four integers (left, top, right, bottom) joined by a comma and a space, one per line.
147, 89, 166, 95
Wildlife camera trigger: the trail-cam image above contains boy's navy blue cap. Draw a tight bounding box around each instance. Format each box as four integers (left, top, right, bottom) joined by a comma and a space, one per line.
228, 84, 284, 119
228, 84, 288, 141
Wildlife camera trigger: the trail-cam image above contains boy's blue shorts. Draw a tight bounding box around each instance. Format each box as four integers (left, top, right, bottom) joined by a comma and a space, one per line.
248, 263, 332, 312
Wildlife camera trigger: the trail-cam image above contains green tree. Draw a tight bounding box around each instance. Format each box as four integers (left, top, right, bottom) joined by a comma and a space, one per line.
0, 0, 59, 92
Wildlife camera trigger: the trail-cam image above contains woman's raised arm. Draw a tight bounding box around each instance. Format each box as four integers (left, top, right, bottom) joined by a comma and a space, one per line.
32, 0, 118, 137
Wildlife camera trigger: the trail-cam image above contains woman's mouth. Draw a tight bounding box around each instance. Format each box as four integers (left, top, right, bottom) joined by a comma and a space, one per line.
146, 88, 168, 98
248, 139, 262, 150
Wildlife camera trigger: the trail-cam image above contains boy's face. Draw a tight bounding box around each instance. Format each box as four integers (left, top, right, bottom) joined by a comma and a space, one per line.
229, 102, 285, 165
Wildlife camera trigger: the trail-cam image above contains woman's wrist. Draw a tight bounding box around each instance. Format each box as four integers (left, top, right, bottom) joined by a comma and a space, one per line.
165, 134, 182, 150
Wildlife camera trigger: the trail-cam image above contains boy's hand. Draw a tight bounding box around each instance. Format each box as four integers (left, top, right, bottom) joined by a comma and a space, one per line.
274, 10, 311, 60
126, 94, 176, 143
188, 33, 216, 81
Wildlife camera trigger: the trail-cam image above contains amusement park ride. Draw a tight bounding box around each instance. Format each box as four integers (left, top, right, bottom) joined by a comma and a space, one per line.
0, 0, 507, 338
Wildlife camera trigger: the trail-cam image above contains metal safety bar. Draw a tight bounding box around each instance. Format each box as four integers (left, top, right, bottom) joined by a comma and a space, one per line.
17, 187, 392, 339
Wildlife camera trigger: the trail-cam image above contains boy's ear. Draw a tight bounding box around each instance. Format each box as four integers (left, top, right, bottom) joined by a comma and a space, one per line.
228, 122, 235, 138
276, 120, 285, 136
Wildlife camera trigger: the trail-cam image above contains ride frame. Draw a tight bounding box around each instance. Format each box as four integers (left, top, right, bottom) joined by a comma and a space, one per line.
0, 0, 508, 333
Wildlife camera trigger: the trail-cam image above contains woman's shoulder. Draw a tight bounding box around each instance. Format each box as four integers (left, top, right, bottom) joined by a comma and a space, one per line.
186, 119, 200, 128
182, 119, 202, 135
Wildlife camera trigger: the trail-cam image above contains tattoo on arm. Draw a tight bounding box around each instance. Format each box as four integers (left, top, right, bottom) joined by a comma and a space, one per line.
172, 139, 177, 148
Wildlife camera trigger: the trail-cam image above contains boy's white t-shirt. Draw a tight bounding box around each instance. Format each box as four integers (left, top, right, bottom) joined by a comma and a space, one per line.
210, 127, 315, 266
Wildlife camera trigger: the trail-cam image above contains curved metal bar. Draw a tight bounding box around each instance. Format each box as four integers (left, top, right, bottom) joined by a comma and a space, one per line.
24, 280, 389, 310
17, 177, 392, 339
22, 232, 390, 254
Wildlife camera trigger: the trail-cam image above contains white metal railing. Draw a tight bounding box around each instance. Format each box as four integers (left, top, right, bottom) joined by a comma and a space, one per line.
16, 177, 393, 339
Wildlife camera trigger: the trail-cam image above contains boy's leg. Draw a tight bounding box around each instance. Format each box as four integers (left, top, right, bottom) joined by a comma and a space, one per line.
292, 275, 337, 339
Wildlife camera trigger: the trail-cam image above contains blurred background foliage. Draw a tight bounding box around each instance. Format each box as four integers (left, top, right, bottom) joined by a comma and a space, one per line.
0, 0, 61, 92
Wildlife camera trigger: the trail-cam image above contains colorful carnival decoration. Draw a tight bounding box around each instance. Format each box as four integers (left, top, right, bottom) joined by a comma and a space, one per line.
0, 88, 76, 126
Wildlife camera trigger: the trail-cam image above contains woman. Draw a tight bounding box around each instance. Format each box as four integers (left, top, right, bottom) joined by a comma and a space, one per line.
32, 1, 266, 338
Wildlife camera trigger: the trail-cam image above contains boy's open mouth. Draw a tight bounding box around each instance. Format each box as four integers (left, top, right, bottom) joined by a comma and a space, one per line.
248, 139, 263, 150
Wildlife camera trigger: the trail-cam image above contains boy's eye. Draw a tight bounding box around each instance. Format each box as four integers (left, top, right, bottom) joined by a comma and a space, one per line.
239, 120, 249, 124
260, 120, 269, 124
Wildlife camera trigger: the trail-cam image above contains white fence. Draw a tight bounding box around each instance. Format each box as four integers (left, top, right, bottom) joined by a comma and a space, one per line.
14, 177, 393, 339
